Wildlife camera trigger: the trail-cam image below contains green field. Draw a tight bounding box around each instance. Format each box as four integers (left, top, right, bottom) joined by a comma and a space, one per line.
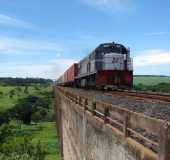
0, 85, 51, 111
12, 122, 62, 160
0, 83, 62, 160
134, 76, 170, 85
133, 76, 170, 92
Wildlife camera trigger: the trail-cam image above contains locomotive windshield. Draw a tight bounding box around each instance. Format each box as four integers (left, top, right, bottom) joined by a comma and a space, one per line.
97, 43, 128, 55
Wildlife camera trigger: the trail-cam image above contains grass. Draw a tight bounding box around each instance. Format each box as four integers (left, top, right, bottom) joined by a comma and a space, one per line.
15, 122, 62, 160
133, 76, 170, 92
0, 83, 62, 160
134, 76, 170, 85
7, 121, 62, 160
0, 86, 18, 110
0, 85, 52, 111
33, 122, 62, 160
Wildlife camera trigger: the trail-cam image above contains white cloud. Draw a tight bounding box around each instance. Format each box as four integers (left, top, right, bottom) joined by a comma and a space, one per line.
0, 58, 78, 79
134, 49, 170, 67
48, 58, 78, 79
0, 33, 101, 78
0, 32, 102, 79
82, 0, 134, 13
0, 14, 35, 29
134, 49, 170, 75
0, 36, 63, 54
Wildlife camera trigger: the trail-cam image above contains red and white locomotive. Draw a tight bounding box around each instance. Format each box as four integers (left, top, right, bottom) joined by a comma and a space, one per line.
56, 42, 133, 89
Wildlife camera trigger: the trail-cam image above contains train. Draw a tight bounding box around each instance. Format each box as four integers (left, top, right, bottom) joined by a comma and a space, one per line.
56, 42, 133, 89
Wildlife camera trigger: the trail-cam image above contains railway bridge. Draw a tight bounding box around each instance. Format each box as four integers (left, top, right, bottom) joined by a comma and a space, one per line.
55, 86, 170, 160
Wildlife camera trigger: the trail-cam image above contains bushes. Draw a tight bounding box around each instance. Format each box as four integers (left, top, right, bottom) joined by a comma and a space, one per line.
1, 87, 54, 125
134, 82, 170, 93
0, 124, 12, 143
32, 108, 55, 123
0, 83, 59, 159
0, 123, 46, 160
10, 95, 51, 124
0, 137, 46, 160
0, 111, 10, 125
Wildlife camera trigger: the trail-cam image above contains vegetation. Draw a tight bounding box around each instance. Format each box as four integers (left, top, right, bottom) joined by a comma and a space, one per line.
134, 75, 170, 85
134, 75, 170, 93
0, 78, 62, 160
0, 122, 61, 160
10, 95, 51, 124
0, 78, 52, 86
0, 84, 52, 111
0, 76, 169, 159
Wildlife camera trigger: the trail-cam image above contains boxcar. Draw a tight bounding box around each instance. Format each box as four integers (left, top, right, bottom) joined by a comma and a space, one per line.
63, 63, 78, 86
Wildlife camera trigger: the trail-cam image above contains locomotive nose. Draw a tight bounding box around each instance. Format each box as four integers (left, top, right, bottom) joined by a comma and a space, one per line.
125, 75, 132, 83
124, 73, 133, 86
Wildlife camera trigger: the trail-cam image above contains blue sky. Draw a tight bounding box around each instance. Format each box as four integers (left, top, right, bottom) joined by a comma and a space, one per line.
0, 0, 170, 79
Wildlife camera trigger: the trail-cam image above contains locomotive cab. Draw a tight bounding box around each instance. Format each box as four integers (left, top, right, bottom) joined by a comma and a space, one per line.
94, 43, 133, 89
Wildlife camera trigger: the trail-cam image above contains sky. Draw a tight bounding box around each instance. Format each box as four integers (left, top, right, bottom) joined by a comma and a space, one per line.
0, 0, 170, 79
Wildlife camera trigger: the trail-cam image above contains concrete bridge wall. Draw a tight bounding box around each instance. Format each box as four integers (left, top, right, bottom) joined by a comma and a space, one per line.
55, 87, 170, 160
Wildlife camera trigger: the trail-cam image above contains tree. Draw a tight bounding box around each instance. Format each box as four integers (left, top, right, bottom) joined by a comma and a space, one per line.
32, 108, 48, 123
16, 87, 22, 92
13, 102, 33, 124
0, 111, 10, 125
9, 90, 15, 98
34, 85, 40, 91
11, 95, 49, 124
0, 91, 3, 97
12, 96, 38, 124
24, 86, 29, 94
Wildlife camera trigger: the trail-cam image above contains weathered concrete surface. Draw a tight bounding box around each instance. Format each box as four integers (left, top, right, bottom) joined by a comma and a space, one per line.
55, 88, 170, 160
60, 97, 135, 160
55, 89, 135, 160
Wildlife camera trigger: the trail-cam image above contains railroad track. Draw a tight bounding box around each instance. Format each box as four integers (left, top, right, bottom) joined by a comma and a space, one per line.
105, 90, 170, 103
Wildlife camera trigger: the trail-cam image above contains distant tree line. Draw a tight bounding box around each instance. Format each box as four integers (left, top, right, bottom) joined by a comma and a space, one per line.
0, 78, 53, 86
134, 82, 170, 93
134, 75, 170, 77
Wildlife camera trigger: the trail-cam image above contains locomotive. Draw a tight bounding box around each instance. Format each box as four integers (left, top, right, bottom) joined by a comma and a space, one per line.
56, 42, 133, 89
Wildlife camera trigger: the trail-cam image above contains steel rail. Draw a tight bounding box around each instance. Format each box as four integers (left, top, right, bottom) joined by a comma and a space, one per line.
105, 90, 170, 103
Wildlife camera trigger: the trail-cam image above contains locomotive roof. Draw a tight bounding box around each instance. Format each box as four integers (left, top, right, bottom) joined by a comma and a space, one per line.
79, 42, 128, 63
97, 42, 127, 50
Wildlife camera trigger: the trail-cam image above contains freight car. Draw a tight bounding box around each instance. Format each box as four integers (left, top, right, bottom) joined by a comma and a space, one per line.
56, 63, 78, 86
56, 42, 133, 89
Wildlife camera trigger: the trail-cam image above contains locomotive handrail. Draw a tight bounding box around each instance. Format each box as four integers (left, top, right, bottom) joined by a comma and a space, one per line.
57, 87, 170, 160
